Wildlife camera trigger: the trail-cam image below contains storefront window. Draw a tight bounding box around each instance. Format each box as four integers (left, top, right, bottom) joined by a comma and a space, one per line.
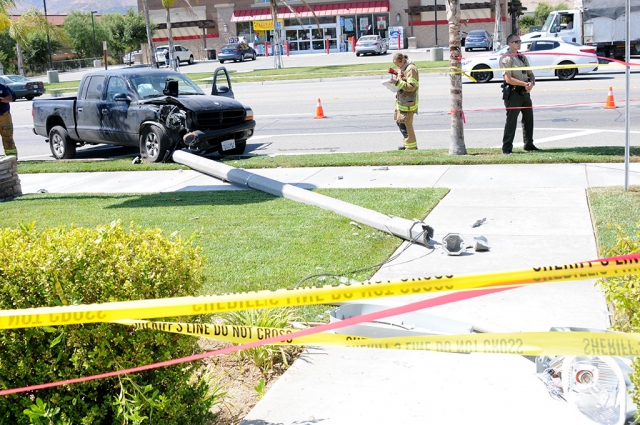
374, 14, 388, 38
236, 22, 255, 43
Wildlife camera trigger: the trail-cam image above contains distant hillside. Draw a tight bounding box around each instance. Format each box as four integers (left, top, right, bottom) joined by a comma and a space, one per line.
521, 0, 573, 15
10, 0, 138, 15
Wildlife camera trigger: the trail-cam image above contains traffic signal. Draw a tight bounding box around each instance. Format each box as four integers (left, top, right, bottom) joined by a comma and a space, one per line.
507, 1, 524, 16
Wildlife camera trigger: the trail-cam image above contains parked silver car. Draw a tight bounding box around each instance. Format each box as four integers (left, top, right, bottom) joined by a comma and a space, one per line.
355, 35, 388, 56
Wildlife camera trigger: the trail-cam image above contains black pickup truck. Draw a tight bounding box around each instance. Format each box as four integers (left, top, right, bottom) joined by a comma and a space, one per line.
32, 68, 255, 162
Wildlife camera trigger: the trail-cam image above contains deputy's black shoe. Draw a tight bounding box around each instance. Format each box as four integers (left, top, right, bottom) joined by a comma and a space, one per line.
398, 146, 406, 150
524, 144, 541, 151
502, 151, 512, 155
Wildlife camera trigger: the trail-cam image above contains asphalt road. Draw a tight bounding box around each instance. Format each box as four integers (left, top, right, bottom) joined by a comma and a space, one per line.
11, 48, 640, 161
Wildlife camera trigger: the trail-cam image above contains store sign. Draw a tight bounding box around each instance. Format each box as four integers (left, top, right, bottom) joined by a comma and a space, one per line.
253, 19, 284, 31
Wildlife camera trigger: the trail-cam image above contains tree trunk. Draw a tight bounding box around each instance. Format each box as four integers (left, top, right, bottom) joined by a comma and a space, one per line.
16, 42, 24, 76
446, 0, 467, 155
270, 0, 283, 69
141, 0, 157, 68
166, 7, 176, 71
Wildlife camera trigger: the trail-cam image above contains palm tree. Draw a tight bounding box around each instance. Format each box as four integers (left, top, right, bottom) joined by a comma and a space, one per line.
140, 0, 156, 68
446, 0, 467, 155
269, 0, 321, 69
13, 9, 68, 76
161, 0, 197, 71
1, 6, 68, 76
0, 0, 16, 74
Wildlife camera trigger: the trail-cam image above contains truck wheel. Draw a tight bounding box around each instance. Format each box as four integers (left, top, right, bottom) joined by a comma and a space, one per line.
556, 61, 578, 80
140, 126, 170, 163
49, 126, 76, 160
220, 139, 246, 156
188, 55, 194, 65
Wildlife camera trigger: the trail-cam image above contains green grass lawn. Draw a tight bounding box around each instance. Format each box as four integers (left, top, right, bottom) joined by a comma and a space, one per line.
0, 187, 447, 322
17, 146, 640, 174
43, 60, 451, 94
588, 186, 640, 251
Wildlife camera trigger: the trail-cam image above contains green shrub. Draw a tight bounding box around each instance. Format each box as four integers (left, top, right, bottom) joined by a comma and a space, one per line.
598, 222, 640, 333
597, 222, 640, 411
0, 221, 216, 425
222, 308, 302, 374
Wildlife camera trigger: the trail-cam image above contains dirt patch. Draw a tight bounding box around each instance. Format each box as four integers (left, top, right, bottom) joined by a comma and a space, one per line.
199, 339, 301, 425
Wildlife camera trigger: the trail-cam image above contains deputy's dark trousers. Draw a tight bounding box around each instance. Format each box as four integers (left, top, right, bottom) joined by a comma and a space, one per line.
502, 90, 534, 153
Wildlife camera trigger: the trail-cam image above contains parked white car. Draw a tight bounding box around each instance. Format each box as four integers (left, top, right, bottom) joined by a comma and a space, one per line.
155, 45, 195, 66
461, 38, 598, 83
123, 50, 141, 65
355, 35, 388, 56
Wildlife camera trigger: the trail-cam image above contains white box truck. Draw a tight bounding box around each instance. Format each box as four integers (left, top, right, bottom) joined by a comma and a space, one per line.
522, 0, 640, 61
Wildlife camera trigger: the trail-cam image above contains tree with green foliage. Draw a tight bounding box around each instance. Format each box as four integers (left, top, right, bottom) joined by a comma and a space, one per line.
533, 2, 554, 26
0, 30, 17, 74
123, 7, 154, 54
555, 3, 569, 11
63, 11, 109, 59
8, 8, 68, 75
100, 13, 127, 58
520, 15, 535, 33
22, 32, 62, 68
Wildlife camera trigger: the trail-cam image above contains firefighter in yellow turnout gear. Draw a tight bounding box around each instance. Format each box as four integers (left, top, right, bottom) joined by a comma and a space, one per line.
392, 53, 419, 150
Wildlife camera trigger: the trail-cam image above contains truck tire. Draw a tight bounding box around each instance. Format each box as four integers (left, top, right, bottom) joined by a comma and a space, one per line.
556, 61, 578, 80
219, 139, 246, 156
140, 125, 170, 163
49, 126, 76, 160
188, 55, 194, 65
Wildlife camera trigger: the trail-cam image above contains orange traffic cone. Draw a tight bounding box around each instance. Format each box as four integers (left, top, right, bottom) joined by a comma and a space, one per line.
604, 86, 617, 109
314, 98, 326, 119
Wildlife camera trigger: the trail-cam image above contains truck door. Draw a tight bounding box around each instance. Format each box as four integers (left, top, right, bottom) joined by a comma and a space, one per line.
102, 76, 137, 146
211, 67, 235, 98
558, 12, 578, 43
75, 75, 106, 142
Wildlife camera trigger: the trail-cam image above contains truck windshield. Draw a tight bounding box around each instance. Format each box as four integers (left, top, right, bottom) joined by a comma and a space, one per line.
131, 73, 205, 98
541, 13, 559, 33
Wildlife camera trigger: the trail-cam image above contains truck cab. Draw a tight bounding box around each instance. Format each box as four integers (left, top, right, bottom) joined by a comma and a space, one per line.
543, 11, 580, 44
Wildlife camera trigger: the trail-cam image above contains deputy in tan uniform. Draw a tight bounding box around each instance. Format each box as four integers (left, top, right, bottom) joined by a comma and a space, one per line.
501, 33, 540, 155
391, 53, 419, 150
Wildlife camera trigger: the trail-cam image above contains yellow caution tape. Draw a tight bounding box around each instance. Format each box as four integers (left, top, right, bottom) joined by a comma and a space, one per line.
120, 320, 640, 357
1, 257, 638, 330
117, 320, 366, 345
347, 331, 640, 357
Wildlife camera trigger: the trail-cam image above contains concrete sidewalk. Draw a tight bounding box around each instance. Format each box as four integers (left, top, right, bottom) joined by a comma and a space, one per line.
17, 162, 640, 424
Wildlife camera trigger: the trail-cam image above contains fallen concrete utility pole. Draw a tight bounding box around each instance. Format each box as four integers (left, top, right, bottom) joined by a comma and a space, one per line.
172, 151, 434, 247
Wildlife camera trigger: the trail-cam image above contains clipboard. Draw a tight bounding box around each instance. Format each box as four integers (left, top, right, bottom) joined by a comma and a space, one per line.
381, 80, 400, 93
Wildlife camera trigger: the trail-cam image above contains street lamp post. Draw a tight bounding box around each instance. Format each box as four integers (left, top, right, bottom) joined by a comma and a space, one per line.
43, 0, 53, 69
90, 11, 98, 58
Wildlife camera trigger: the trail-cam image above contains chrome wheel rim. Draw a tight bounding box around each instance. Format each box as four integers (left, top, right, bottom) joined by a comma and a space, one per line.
145, 132, 159, 159
51, 133, 64, 157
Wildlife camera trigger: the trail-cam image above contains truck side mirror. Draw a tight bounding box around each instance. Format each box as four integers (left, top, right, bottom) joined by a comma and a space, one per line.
163, 79, 179, 97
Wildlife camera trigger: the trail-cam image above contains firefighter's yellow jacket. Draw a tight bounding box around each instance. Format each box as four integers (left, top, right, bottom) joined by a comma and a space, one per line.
395, 60, 419, 113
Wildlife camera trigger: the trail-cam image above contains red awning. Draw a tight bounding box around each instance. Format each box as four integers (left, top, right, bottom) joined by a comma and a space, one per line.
231, 1, 389, 22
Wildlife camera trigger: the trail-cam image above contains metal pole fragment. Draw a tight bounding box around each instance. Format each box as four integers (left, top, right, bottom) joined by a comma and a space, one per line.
172, 151, 434, 247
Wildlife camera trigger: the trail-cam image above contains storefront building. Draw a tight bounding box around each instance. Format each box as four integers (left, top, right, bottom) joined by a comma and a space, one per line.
231, 2, 390, 53
136, 0, 512, 59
